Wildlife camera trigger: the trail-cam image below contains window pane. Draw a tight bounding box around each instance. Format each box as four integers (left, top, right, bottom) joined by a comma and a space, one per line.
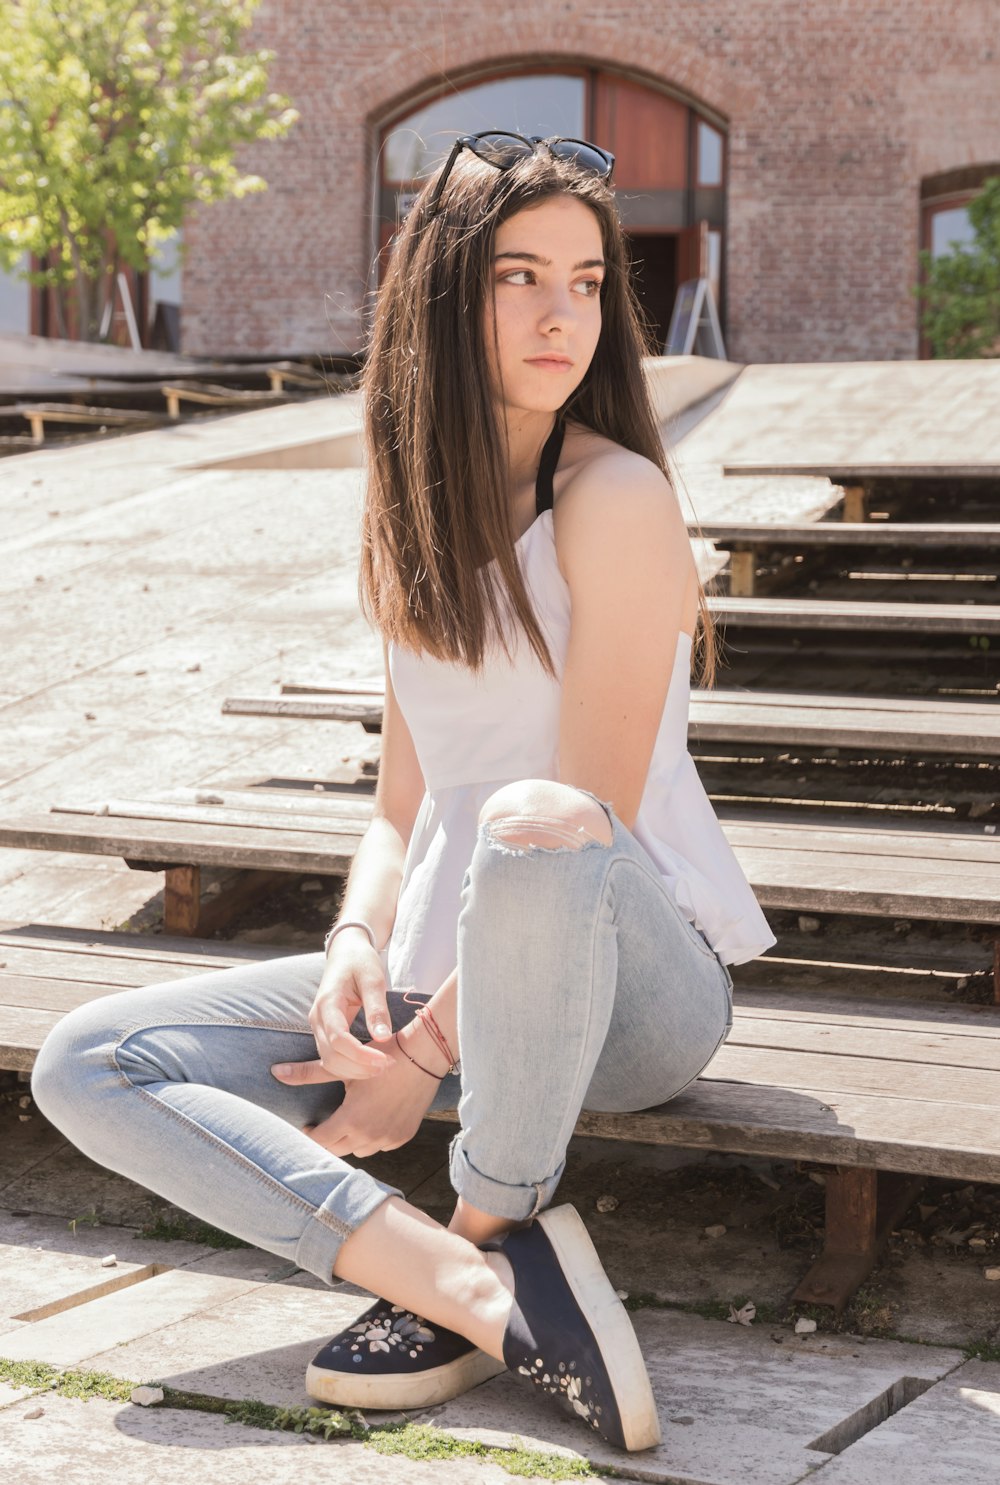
930, 205, 976, 258
383, 75, 586, 183
697, 120, 723, 186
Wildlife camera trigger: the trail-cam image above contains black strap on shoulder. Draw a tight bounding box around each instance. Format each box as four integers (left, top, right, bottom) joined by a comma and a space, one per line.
535, 418, 565, 516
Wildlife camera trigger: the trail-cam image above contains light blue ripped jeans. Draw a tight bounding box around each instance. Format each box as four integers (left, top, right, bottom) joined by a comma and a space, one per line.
30, 785, 733, 1283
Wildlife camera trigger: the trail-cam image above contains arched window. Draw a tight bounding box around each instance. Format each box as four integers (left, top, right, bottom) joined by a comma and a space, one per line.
377, 68, 727, 351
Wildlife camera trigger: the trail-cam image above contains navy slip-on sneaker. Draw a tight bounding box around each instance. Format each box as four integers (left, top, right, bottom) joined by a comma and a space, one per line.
492, 1204, 662, 1452
305, 1296, 506, 1410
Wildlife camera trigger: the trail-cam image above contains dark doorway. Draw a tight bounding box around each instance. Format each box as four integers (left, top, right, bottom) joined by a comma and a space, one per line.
626, 233, 678, 353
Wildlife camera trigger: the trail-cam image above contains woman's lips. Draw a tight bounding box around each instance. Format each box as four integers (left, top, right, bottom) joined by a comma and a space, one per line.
525, 356, 573, 372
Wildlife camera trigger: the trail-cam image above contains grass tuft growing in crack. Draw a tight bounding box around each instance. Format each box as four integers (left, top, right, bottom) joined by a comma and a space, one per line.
365, 1422, 597, 1478
0, 1358, 134, 1402
0, 1361, 598, 1477
137, 1214, 250, 1249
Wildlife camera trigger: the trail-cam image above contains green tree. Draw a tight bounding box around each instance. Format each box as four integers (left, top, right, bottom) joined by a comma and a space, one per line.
915, 177, 1000, 359
0, 0, 297, 341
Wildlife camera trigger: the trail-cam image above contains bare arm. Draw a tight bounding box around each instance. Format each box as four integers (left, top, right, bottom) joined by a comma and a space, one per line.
272, 642, 429, 1088
555, 450, 696, 831
330, 639, 427, 953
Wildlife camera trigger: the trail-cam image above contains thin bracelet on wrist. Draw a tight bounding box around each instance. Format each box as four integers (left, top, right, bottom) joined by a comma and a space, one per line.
394, 1031, 445, 1081
324, 919, 380, 955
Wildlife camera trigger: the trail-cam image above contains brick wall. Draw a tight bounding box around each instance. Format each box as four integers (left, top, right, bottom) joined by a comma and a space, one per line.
181, 0, 1000, 363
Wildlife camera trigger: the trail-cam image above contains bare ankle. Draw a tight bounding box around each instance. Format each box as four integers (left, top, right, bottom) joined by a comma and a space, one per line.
448, 1196, 521, 1246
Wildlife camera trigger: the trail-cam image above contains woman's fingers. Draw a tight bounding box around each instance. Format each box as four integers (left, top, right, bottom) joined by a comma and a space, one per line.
357, 967, 393, 1041
271, 1059, 337, 1085
304, 1120, 391, 1160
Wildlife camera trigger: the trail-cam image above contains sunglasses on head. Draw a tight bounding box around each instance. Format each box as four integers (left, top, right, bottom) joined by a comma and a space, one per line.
425, 130, 615, 216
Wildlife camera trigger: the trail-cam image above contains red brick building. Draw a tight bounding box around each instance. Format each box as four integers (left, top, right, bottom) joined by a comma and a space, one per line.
177, 3, 1000, 362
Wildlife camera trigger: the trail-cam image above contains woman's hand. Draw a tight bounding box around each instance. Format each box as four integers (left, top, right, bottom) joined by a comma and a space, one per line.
303, 1035, 440, 1158
270, 928, 395, 1089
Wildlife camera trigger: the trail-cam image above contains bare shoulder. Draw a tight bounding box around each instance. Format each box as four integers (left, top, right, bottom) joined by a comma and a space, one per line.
552, 424, 689, 579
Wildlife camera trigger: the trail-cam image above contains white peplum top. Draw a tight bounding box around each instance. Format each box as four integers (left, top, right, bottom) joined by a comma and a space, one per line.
383, 506, 777, 1000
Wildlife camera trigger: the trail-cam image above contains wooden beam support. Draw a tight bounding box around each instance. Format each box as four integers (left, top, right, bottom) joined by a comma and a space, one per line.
993, 937, 1000, 1006
729, 549, 756, 597
792, 1167, 923, 1313
163, 864, 300, 937
164, 865, 201, 935
841, 483, 868, 522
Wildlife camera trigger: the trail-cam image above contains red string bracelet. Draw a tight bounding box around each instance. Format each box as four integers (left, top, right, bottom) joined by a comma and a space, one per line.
403, 990, 459, 1074
393, 1032, 445, 1081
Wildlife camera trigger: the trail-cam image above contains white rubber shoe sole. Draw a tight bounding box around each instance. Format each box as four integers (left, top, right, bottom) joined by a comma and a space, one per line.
305, 1345, 505, 1411
535, 1204, 662, 1451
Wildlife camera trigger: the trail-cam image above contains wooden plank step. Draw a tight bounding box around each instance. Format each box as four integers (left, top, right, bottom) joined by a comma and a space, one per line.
699, 521, 1000, 548
223, 694, 383, 729
2, 802, 999, 927
561, 1078, 1000, 1183
720, 816, 1000, 923
0, 810, 362, 874
707, 596, 1000, 633
722, 463, 1000, 480
222, 686, 1000, 757
9, 400, 169, 425
0, 926, 288, 1069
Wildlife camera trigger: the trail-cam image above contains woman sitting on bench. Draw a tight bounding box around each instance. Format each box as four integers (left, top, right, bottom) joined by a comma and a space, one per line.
32, 130, 774, 1454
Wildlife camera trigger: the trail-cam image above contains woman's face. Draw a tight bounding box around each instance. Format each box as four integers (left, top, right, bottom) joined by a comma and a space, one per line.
486, 193, 605, 417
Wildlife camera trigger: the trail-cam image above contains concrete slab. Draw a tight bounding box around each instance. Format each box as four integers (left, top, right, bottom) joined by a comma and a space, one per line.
431, 1309, 964, 1485
0, 1389, 528, 1485
1, 1141, 190, 1227
0, 1208, 216, 1336
0, 1391, 544, 1485
0, 1263, 267, 1368
0, 1379, 35, 1408
80, 1276, 374, 1407
812, 1359, 1000, 1485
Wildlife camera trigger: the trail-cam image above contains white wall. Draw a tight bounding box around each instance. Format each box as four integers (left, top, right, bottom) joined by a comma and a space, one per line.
0, 257, 30, 333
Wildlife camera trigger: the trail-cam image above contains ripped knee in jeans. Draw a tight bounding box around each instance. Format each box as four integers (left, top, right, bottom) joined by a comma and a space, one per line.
477, 780, 614, 855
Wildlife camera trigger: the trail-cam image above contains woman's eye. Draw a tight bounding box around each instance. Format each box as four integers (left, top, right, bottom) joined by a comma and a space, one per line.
500, 269, 535, 285
574, 278, 603, 297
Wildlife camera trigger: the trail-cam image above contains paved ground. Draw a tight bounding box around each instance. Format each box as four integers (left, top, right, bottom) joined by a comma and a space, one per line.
2, 356, 1000, 1481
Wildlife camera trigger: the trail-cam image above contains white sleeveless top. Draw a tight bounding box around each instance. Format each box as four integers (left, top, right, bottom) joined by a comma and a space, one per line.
384, 507, 776, 999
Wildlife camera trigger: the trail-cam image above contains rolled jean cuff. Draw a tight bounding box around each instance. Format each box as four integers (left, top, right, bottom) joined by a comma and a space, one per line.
449, 1133, 563, 1221
294, 1169, 402, 1285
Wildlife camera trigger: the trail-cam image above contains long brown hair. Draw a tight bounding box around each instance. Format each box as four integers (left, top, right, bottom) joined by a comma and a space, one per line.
359, 146, 718, 687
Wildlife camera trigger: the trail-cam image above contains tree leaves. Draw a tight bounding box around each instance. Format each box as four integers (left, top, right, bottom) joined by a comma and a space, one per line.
0, 0, 298, 338
915, 177, 1000, 360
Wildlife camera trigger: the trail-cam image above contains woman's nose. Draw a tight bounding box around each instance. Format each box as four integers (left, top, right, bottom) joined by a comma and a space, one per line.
538, 288, 576, 333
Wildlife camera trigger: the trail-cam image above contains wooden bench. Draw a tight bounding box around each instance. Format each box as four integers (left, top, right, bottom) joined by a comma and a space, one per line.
9, 401, 170, 445
697, 521, 1000, 596
0, 786, 372, 935
2, 792, 999, 987
160, 382, 288, 419
710, 595, 1000, 635
4, 923, 999, 1312
721, 464, 1000, 523
0, 923, 287, 1073
265, 361, 333, 394
223, 683, 1000, 758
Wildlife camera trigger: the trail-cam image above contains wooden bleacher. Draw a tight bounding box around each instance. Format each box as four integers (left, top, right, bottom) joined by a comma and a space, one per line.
4, 477, 1000, 1311
3, 921, 999, 1311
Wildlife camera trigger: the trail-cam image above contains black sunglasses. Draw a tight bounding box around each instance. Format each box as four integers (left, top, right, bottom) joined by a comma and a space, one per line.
425, 130, 615, 216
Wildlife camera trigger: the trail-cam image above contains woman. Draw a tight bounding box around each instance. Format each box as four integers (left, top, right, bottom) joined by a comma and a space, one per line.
31, 132, 775, 1455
